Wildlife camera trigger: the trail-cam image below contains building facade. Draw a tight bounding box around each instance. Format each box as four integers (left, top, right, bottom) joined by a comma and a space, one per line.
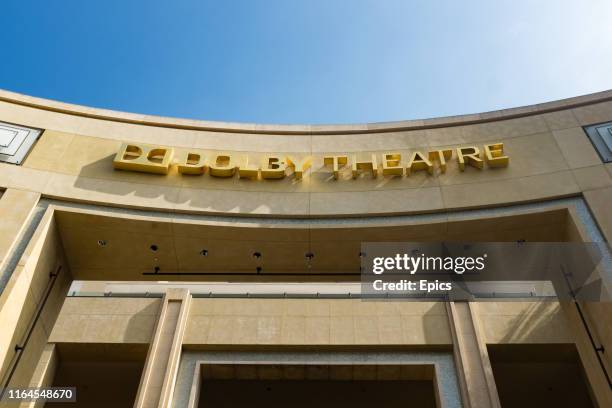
0, 88, 611, 407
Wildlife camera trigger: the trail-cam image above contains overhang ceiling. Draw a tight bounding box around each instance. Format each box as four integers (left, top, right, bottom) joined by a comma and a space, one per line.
53, 207, 569, 282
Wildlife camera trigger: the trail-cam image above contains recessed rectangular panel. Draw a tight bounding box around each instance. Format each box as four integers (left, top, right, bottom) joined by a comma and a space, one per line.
0, 121, 42, 165
600, 126, 612, 152
584, 122, 612, 163
0, 127, 18, 147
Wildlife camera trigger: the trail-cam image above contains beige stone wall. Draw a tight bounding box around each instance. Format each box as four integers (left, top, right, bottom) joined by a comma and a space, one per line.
49, 298, 160, 344
0, 89, 610, 216
0, 189, 40, 272
476, 302, 573, 344
0, 207, 72, 388
185, 299, 451, 346
48, 298, 451, 346
48, 297, 580, 347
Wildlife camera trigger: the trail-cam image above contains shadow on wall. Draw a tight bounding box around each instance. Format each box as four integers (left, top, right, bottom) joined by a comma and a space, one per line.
498, 302, 567, 344
73, 155, 300, 214
423, 303, 452, 346
122, 300, 161, 344
71, 151, 437, 214
74, 154, 181, 201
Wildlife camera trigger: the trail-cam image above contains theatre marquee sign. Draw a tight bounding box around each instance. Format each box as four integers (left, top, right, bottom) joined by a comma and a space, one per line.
113, 142, 509, 180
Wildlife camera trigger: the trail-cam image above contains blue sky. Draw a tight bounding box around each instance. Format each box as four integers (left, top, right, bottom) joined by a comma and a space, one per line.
1, 1, 611, 124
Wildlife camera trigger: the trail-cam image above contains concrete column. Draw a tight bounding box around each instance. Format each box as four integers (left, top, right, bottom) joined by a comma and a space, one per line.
0, 189, 40, 274
584, 187, 612, 242
446, 302, 500, 408
0, 189, 41, 382
134, 288, 191, 408
18, 343, 57, 408
560, 301, 612, 407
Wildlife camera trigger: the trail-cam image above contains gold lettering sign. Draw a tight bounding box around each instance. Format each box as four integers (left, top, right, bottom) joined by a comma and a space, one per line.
209, 155, 236, 177
113, 143, 174, 174
352, 154, 377, 179
456, 146, 484, 171
113, 142, 509, 179
382, 153, 403, 177
238, 156, 259, 179
177, 151, 206, 175
287, 156, 312, 180
406, 151, 433, 175
323, 155, 348, 180
428, 149, 453, 173
483, 143, 509, 167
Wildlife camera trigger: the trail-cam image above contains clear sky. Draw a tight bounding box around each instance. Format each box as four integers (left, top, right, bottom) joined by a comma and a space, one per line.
1, 1, 611, 124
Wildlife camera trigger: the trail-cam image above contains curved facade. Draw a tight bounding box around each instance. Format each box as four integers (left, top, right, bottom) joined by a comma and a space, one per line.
0, 89, 610, 407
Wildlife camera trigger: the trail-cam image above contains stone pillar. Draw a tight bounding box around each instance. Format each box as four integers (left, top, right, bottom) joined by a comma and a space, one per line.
560, 301, 612, 407
0, 189, 40, 274
0, 189, 41, 381
446, 302, 500, 408
18, 343, 57, 408
134, 289, 191, 408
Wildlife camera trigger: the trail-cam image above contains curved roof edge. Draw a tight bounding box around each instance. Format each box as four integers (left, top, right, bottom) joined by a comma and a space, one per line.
0, 88, 611, 135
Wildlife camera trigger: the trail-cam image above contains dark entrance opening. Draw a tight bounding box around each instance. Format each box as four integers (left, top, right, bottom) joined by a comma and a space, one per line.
197, 363, 439, 408
199, 379, 436, 408
46, 344, 146, 408
487, 344, 595, 408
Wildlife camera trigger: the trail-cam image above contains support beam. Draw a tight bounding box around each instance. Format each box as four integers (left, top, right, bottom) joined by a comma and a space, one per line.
560, 301, 612, 407
18, 343, 58, 408
0, 189, 42, 379
134, 289, 191, 408
0, 189, 40, 276
446, 302, 500, 408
